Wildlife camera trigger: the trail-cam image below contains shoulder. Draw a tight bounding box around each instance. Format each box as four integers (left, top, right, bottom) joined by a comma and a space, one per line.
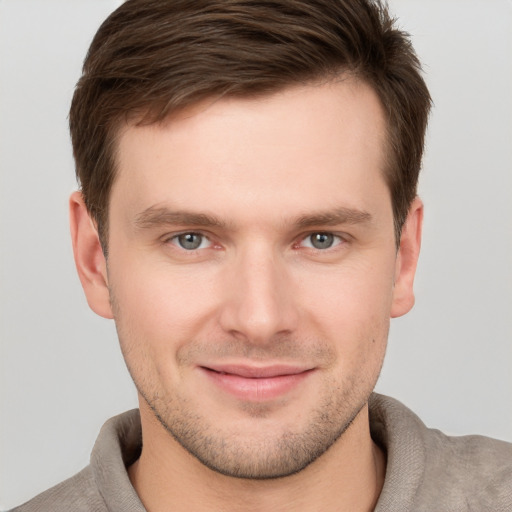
419, 428, 512, 509
10, 409, 143, 512
9, 466, 107, 512
370, 393, 512, 511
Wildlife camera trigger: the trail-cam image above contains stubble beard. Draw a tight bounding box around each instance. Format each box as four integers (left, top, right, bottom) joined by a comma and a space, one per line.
121, 339, 382, 480
140, 375, 370, 480
111, 290, 385, 480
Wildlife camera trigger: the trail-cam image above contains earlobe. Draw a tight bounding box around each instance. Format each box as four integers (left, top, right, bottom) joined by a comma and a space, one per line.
69, 191, 113, 319
390, 197, 423, 318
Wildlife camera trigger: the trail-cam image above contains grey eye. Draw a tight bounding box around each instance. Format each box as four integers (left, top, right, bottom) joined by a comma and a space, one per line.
176, 233, 204, 250
309, 232, 335, 249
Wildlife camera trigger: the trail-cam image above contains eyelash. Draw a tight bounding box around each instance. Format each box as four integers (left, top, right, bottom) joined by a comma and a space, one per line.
164, 231, 347, 253
166, 232, 213, 251
297, 232, 345, 251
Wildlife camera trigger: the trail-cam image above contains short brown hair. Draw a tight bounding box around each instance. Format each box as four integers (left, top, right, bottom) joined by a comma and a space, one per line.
69, 0, 431, 250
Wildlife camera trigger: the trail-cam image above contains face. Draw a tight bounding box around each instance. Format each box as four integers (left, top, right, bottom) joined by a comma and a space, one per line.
72, 80, 421, 479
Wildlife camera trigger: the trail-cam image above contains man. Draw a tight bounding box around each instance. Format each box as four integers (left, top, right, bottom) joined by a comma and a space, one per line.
12, 0, 511, 510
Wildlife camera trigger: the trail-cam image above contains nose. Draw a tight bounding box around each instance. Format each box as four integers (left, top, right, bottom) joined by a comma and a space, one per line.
218, 247, 299, 344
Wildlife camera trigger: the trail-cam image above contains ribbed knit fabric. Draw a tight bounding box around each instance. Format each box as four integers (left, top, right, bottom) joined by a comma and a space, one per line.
12, 394, 512, 511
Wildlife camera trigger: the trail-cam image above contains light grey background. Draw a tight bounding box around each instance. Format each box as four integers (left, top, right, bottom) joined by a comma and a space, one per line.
1, 0, 511, 509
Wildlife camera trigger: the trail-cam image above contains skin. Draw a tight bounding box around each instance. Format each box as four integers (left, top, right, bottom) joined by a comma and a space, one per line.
70, 79, 422, 512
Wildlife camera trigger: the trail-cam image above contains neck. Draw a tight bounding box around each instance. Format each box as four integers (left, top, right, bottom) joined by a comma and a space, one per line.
129, 400, 385, 512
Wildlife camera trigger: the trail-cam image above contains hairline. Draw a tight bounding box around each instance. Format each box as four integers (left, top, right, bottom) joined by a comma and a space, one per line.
93, 74, 403, 255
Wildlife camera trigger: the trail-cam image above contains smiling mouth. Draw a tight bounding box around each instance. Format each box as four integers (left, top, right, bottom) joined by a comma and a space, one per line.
199, 364, 314, 401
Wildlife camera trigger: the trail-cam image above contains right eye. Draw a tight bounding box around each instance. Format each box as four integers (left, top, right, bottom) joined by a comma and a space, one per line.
169, 232, 212, 251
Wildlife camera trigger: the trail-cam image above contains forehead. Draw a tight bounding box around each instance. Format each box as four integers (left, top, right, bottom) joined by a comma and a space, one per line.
112, 80, 389, 223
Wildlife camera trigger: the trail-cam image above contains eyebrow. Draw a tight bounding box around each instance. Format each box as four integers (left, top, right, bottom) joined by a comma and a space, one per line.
294, 207, 372, 228
134, 206, 227, 230
133, 205, 372, 231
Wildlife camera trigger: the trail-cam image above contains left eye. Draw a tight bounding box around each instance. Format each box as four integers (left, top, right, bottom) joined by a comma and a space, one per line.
300, 232, 342, 250
171, 233, 211, 250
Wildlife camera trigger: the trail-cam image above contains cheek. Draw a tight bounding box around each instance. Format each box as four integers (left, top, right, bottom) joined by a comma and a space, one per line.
108, 257, 221, 351
294, 258, 395, 326
293, 258, 393, 370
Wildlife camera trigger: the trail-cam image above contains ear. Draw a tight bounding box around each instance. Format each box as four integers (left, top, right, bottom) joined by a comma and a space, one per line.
69, 191, 113, 319
390, 197, 423, 318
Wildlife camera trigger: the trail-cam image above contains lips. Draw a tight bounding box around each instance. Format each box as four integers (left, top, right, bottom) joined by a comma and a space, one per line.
199, 363, 313, 401
204, 363, 310, 378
